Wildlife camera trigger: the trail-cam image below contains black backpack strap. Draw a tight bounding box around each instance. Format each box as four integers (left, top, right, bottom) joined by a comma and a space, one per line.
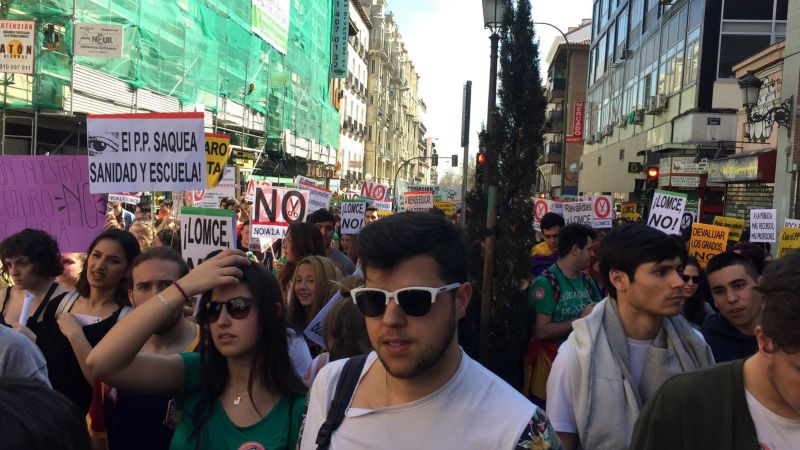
315, 354, 369, 450
540, 268, 560, 306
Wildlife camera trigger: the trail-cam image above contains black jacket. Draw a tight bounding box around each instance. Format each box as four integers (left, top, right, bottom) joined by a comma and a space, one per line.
701, 313, 757, 363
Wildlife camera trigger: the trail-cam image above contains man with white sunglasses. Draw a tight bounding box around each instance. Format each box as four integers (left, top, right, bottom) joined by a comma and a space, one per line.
299, 212, 561, 449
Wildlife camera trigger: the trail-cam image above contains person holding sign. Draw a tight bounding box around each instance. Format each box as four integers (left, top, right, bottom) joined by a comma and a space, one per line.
87, 250, 306, 450
287, 255, 342, 356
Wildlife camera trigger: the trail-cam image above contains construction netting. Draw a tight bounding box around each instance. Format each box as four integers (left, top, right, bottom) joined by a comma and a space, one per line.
1, 0, 340, 148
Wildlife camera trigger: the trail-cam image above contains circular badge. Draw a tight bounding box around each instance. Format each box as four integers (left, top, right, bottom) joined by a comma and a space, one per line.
238, 443, 265, 450
533, 286, 545, 301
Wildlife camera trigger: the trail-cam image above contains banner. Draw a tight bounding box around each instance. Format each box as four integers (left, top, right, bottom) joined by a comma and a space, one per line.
647, 190, 687, 235
778, 227, 800, 258
591, 195, 613, 228
205, 133, 231, 189
564, 201, 592, 226
712, 216, 745, 242
689, 223, 729, 268
252, 0, 290, 55
108, 192, 141, 205
620, 202, 638, 220
180, 207, 236, 269
750, 209, 777, 243
245, 178, 271, 202
0, 20, 35, 75
87, 112, 206, 193
433, 201, 457, 216
251, 186, 308, 239
0, 156, 107, 252
73, 23, 123, 58
360, 181, 389, 201
565, 101, 584, 143
340, 200, 367, 234
297, 179, 333, 213
193, 166, 236, 209
404, 191, 434, 212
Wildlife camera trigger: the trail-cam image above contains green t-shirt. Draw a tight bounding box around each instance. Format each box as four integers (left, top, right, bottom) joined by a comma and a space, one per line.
529, 264, 600, 341
170, 352, 306, 450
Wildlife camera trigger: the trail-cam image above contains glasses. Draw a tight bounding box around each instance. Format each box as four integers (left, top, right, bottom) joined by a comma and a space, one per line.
681, 274, 701, 284
350, 283, 462, 318
203, 297, 253, 323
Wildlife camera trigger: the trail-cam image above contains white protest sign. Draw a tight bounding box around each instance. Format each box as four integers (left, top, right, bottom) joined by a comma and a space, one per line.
785, 218, 800, 229
193, 166, 236, 208
340, 200, 366, 234
295, 175, 324, 187
591, 195, 613, 228
563, 201, 592, 226
648, 190, 687, 235
180, 207, 236, 269
297, 179, 333, 213
533, 199, 554, 231
251, 186, 309, 240
373, 200, 393, 212
360, 181, 390, 201
303, 291, 343, 347
87, 112, 206, 193
404, 191, 434, 212
108, 192, 141, 205
750, 209, 777, 242
245, 179, 271, 202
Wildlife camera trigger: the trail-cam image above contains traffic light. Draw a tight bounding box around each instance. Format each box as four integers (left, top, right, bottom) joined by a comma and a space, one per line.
475, 152, 487, 185
451, 155, 458, 167
432, 153, 439, 166
644, 166, 659, 198
646, 166, 659, 181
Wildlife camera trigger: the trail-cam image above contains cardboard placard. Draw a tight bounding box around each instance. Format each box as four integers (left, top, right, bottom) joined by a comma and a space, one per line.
205, 133, 231, 189
712, 216, 745, 242
620, 202, 638, 220
433, 201, 457, 216
563, 201, 592, 226
245, 178, 271, 202
0, 156, 107, 252
591, 195, 613, 228
180, 207, 236, 269
303, 291, 343, 347
297, 179, 333, 213
689, 223, 729, 268
648, 190, 687, 235
373, 200, 392, 212
403, 191, 434, 212
340, 200, 366, 234
784, 218, 800, 229
108, 192, 141, 205
750, 209, 777, 243
778, 227, 800, 258
533, 199, 554, 231
193, 166, 236, 209
250, 186, 308, 239
87, 112, 206, 193
360, 181, 389, 201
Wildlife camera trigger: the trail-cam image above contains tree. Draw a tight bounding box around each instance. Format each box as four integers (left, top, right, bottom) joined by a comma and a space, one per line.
436, 157, 476, 190
463, 0, 546, 387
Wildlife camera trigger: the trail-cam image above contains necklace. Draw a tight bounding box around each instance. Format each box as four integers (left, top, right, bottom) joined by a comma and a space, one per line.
233, 390, 249, 406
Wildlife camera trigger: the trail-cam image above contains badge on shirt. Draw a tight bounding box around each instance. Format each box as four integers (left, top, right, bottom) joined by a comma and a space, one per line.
533, 287, 545, 301
238, 443, 265, 450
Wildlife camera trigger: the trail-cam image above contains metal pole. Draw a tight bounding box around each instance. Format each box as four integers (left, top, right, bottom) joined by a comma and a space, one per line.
460, 81, 472, 226
479, 32, 500, 364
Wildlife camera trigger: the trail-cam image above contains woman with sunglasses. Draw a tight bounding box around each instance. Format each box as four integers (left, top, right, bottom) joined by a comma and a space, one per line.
87, 249, 307, 450
681, 256, 714, 329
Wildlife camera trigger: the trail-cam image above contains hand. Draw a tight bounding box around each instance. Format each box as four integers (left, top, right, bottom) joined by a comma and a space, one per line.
10, 322, 37, 342
57, 312, 84, 341
273, 258, 285, 273
104, 213, 121, 230
176, 249, 251, 297
580, 302, 596, 318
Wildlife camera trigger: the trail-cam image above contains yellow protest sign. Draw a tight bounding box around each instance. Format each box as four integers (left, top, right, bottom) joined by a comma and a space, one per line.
712, 216, 745, 241
433, 201, 457, 216
205, 133, 231, 188
778, 227, 800, 258
377, 210, 393, 218
689, 223, 729, 268
620, 202, 638, 220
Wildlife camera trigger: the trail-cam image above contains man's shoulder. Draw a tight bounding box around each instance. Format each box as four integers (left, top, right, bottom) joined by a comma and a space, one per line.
327, 248, 355, 272
460, 354, 536, 415
656, 360, 742, 401
531, 241, 554, 257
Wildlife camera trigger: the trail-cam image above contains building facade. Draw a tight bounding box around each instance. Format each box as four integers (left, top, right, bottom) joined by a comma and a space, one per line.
582, 0, 788, 215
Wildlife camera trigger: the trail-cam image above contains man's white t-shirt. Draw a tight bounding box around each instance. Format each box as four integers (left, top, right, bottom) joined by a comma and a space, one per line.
299, 351, 545, 450
745, 388, 800, 449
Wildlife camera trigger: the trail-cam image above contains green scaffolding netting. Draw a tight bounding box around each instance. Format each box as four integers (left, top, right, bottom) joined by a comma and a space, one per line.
1, 0, 340, 149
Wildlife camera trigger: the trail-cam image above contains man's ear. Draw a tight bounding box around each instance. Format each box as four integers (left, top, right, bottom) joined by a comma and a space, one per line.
609, 269, 629, 293
455, 282, 472, 320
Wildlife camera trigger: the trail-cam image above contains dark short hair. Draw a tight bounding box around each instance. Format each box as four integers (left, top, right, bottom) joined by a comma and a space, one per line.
557, 224, 597, 258
306, 208, 336, 224
365, 206, 378, 213
159, 199, 174, 208
155, 229, 181, 253
75, 229, 141, 304
130, 247, 189, 282
358, 212, 467, 284
136, 202, 152, 214
0, 229, 63, 278
732, 242, 766, 274
758, 251, 800, 354
707, 252, 759, 282
540, 212, 565, 231
600, 223, 684, 298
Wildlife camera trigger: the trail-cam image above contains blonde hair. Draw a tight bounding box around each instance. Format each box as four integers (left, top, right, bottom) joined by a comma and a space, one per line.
287, 255, 341, 329
129, 219, 155, 249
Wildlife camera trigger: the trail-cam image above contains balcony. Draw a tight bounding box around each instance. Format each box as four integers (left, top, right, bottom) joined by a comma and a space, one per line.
548, 78, 566, 102
545, 110, 564, 132
541, 142, 562, 164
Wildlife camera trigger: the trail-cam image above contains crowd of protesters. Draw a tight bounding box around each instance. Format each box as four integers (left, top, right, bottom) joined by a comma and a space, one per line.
0, 197, 798, 450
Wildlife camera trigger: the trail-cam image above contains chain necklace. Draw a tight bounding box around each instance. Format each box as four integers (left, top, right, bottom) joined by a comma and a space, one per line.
233, 390, 249, 406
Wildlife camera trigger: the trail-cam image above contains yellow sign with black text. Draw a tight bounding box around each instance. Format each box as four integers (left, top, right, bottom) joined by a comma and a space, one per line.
712, 216, 745, 242
778, 227, 800, 258
205, 133, 231, 189
689, 223, 729, 268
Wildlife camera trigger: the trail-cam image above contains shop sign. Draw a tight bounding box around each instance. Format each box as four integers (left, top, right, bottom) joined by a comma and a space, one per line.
232, 150, 256, 169
707, 155, 759, 183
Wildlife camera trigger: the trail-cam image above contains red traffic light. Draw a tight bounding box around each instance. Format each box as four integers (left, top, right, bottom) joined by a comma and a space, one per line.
477, 152, 487, 166
646, 167, 659, 179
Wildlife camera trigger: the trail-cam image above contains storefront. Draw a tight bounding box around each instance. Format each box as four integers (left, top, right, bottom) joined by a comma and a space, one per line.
657, 156, 724, 224
706, 150, 777, 222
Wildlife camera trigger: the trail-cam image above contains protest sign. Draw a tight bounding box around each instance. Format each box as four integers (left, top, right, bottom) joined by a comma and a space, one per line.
193, 166, 236, 208
433, 186, 461, 202
592, 195, 613, 228
620, 202, 638, 220
712, 216, 745, 241
340, 200, 366, 234
245, 178, 271, 202
533, 199, 554, 231
377, 210, 393, 218
295, 175, 324, 187
204, 133, 231, 189
433, 201, 457, 216
87, 112, 206, 193
251, 186, 308, 240
750, 209, 777, 242
373, 200, 393, 212
108, 192, 141, 205
0, 156, 107, 252
563, 201, 592, 226
784, 218, 800, 229
303, 291, 343, 347
360, 181, 389, 201
647, 190, 687, 235
404, 191, 434, 212
689, 223, 729, 268
180, 207, 236, 269
778, 227, 800, 257
297, 179, 333, 213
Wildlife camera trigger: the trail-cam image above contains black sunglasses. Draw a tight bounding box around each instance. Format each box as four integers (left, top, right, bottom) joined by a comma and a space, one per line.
203, 297, 253, 323
680, 274, 701, 284
350, 284, 461, 318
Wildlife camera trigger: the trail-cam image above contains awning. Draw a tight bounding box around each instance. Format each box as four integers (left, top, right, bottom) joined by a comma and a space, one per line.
706, 149, 776, 183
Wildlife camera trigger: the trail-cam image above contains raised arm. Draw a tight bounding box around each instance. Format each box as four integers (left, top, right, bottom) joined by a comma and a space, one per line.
87, 250, 250, 394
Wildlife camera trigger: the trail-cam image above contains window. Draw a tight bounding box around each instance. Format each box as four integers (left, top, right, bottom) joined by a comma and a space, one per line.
619, 149, 625, 160
724, 0, 773, 20
688, 0, 702, 30
718, 34, 772, 78
371, 59, 376, 73
685, 38, 700, 85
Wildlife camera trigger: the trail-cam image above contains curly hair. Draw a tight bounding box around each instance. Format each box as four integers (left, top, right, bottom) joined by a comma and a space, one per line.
0, 229, 63, 279
129, 219, 155, 250
757, 251, 800, 354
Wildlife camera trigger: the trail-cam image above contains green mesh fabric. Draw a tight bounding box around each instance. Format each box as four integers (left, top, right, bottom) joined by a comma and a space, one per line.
1, 0, 340, 148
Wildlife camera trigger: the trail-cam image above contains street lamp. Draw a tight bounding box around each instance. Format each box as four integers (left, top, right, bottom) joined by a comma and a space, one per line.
738, 70, 794, 137
369, 85, 409, 183
479, 0, 504, 364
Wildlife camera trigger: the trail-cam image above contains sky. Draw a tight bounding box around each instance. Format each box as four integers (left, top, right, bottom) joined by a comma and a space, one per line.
387, 0, 593, 177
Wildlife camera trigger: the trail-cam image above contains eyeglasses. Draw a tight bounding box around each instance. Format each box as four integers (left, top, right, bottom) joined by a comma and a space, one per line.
350, 283, 462, 318
203, 297, 253, 323
680, 274, 701, 284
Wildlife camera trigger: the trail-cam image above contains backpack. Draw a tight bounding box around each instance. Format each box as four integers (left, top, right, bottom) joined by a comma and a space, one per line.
539, 268, 598, 308
315, 354, 369, 450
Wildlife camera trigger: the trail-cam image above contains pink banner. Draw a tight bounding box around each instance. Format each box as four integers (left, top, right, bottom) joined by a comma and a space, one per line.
0, 156, 107, 252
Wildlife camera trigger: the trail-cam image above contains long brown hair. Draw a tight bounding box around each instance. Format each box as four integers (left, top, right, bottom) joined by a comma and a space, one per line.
286, 255, 341, 329
278, 222, 325, 294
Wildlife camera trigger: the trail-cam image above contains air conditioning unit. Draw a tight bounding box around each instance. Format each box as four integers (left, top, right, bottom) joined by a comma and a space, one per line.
655, 94, 668, 111
585, 134, 595, 144
617, 116, 628, 128
646, 96, 660, 115
620, 49, 633, 60
605, 124, 614, 136
632, 109, 645, 124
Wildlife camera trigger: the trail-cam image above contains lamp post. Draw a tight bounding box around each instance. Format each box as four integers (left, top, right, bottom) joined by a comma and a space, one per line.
738, 70, 794, 137
479, 0, 505, 364
533, 22, 571, 196
370, 85, 409, 184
